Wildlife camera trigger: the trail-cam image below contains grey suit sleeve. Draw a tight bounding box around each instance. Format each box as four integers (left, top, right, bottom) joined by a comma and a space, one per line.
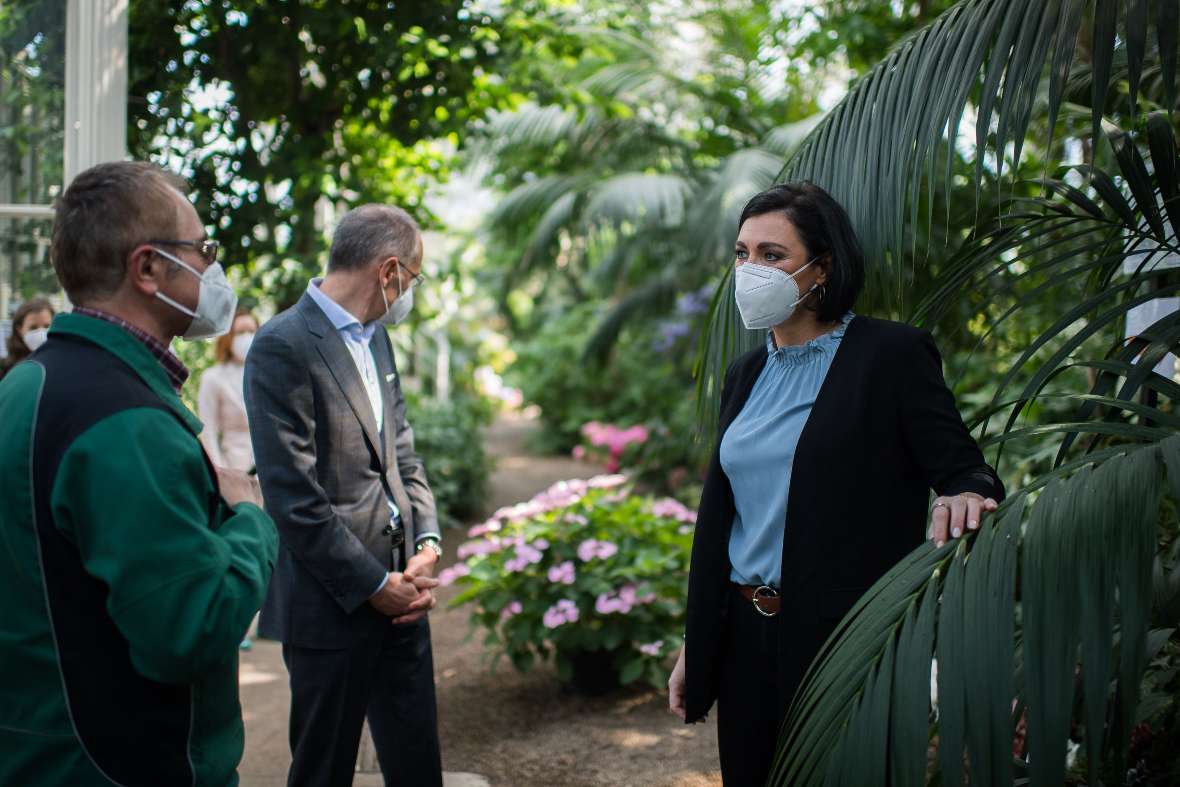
244, 330, 387, 612
387, 350, 440, 541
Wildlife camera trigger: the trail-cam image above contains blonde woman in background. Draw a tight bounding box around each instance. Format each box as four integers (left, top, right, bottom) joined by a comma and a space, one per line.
198, 308, 260, 650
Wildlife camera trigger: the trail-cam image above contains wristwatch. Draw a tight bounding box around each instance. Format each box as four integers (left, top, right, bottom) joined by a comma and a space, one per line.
416, 536, 442, 560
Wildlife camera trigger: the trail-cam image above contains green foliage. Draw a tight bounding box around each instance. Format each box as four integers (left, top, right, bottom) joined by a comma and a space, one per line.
761, 1, 1180, 784
506, 301, 695, 453
445, 477, 694, 689
127, 0, 536, 307
405, 387, 494, 531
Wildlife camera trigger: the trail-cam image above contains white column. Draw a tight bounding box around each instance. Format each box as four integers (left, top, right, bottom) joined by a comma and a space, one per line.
64, 0, 128, 186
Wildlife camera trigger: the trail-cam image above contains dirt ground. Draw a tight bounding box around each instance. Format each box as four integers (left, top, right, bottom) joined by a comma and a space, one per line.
238, 414, 721, 787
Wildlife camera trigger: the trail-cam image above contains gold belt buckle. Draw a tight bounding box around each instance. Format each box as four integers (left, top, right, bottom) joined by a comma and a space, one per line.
751, 585, 779, 617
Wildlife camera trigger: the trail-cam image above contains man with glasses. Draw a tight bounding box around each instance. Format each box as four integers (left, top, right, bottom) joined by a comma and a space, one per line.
0, 161, 277, 785
244, 204, 443, 787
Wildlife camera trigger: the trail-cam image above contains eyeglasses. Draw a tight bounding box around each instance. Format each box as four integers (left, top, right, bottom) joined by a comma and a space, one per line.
147, 238, 220, 266
397, 259, 426, 288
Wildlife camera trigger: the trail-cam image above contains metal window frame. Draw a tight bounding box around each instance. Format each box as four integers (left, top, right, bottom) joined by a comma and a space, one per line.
0, 0, 127, 220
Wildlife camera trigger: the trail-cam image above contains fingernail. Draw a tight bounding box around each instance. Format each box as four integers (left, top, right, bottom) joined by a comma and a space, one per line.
952, 527, 962, 538
968, 520, 978, 529
936, 539, 944, 547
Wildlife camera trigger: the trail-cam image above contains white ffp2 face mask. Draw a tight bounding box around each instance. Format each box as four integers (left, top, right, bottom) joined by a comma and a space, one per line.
377, 270, 414, 326
231, 332, 254, 361
152, 247, 238, 340
734, 260, 816, 330
22, 327, 49, 352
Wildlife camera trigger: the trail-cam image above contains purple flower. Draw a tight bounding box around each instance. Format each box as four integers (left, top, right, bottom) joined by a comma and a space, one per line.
639, 640, 664, 657
652, 498, 696, 523
577, 539, 619, 562
542, 599, 579, 629
547, 560, 576, 585
500, 600, 523, 621
437, 563, 471, 587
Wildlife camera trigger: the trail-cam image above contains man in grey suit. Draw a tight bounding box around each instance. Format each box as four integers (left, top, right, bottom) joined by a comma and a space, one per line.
244, 204, 444, 787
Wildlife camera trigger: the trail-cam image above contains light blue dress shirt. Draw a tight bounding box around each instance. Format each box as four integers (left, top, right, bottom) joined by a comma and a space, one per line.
721, 312, 854, 587
306, 278, 384, 432
305, 279, 410, 596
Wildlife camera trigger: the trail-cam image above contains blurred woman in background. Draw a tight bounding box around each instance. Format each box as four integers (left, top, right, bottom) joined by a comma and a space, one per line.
198, 308, 258, 473
0, 297, 55, 381
197, 307, 260, 650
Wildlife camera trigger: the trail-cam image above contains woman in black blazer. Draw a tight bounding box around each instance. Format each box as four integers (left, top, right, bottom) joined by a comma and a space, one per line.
667, 183, 1004, 786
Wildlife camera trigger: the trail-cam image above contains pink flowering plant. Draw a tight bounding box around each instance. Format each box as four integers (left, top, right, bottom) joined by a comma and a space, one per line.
441, 474, 696, 688
573, 421, 650, 473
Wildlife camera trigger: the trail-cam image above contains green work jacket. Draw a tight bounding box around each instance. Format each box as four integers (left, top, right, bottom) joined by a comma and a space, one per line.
0, 312, 277, 786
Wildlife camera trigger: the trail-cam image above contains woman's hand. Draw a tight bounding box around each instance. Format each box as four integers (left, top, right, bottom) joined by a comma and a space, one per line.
668, 645, 687, 721
928, 492, 998, 547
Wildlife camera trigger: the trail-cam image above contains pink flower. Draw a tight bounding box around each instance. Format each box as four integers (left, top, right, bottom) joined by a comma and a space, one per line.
564, 513, 589, 526
437, 563, 471, 586
572, 445, 587, 460
547, 560, 576, 585
639, 640, 663, 657
456, 537, 507, 560
542, 599, 579, 628
577, 539, 619, 562
595, 593, 625, 614
605, 458, 620, 473
467, 518, 503, 538
651, 498, 696, 523
588, 474, 628, 489
595, 584, 656, 614
500, 600, 523, 621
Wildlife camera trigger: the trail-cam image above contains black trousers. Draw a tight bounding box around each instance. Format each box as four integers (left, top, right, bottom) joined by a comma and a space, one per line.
716, 585, 790, 787
282, 618, 442, 787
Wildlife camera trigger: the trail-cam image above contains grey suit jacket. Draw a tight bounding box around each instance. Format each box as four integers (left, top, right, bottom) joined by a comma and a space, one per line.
244, 292, 439, 648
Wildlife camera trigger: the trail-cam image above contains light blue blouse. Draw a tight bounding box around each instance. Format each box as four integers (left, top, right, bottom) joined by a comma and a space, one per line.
722, 312, 854, 587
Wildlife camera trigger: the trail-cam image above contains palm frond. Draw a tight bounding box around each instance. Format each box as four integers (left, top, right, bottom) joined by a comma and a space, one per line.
770, 437, 1172, 786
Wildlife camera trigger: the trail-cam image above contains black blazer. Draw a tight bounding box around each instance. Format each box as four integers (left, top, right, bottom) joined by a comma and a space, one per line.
683, 316, 1004, 723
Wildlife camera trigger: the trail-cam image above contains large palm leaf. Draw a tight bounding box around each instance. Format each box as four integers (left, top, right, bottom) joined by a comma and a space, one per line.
769, 116, 1180, 786
696, 0, 1180, 426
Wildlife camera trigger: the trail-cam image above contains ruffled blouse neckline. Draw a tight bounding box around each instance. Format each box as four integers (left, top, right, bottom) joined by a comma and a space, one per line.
765, 312, 855, 368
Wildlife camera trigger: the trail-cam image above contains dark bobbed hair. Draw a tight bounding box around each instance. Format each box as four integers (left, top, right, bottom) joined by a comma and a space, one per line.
737, 182, 865, 323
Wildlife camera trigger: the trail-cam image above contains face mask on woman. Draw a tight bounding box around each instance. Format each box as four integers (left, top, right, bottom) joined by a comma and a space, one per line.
21, 327, 49, 352
734, 259, 817, 330
231, 332, 254, 362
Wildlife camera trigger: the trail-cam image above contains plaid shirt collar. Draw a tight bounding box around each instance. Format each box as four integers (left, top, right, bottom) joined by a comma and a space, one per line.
71, 307, 190, 392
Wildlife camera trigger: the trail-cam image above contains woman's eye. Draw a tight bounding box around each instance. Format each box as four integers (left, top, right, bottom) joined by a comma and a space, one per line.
734, 249, 747, 260
764, 253, 780, 262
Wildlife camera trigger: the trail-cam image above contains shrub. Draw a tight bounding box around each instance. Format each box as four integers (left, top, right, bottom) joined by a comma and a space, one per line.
407, 389, 495, 530
441, 474, 696, 689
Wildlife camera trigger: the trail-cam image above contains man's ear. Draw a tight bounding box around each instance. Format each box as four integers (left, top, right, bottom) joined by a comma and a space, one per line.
380, 256, 400, 287
126, 244, 162, 296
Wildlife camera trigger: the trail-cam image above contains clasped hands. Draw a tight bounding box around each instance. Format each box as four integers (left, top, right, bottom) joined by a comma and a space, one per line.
370, 551, 440, 625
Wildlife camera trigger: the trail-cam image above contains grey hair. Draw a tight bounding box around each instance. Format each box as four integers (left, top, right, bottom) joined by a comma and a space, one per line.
327, 204, 421, 272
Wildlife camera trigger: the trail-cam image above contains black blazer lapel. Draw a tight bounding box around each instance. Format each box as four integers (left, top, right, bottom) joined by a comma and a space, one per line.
296, 295, 384, 466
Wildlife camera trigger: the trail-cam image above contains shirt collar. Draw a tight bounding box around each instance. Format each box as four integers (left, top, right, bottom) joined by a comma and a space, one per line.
70, 307, 190, 392
306, 278, 376, 342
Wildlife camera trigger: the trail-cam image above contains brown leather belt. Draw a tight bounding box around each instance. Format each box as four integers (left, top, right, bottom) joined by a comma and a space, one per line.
735, 584, 780, 617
